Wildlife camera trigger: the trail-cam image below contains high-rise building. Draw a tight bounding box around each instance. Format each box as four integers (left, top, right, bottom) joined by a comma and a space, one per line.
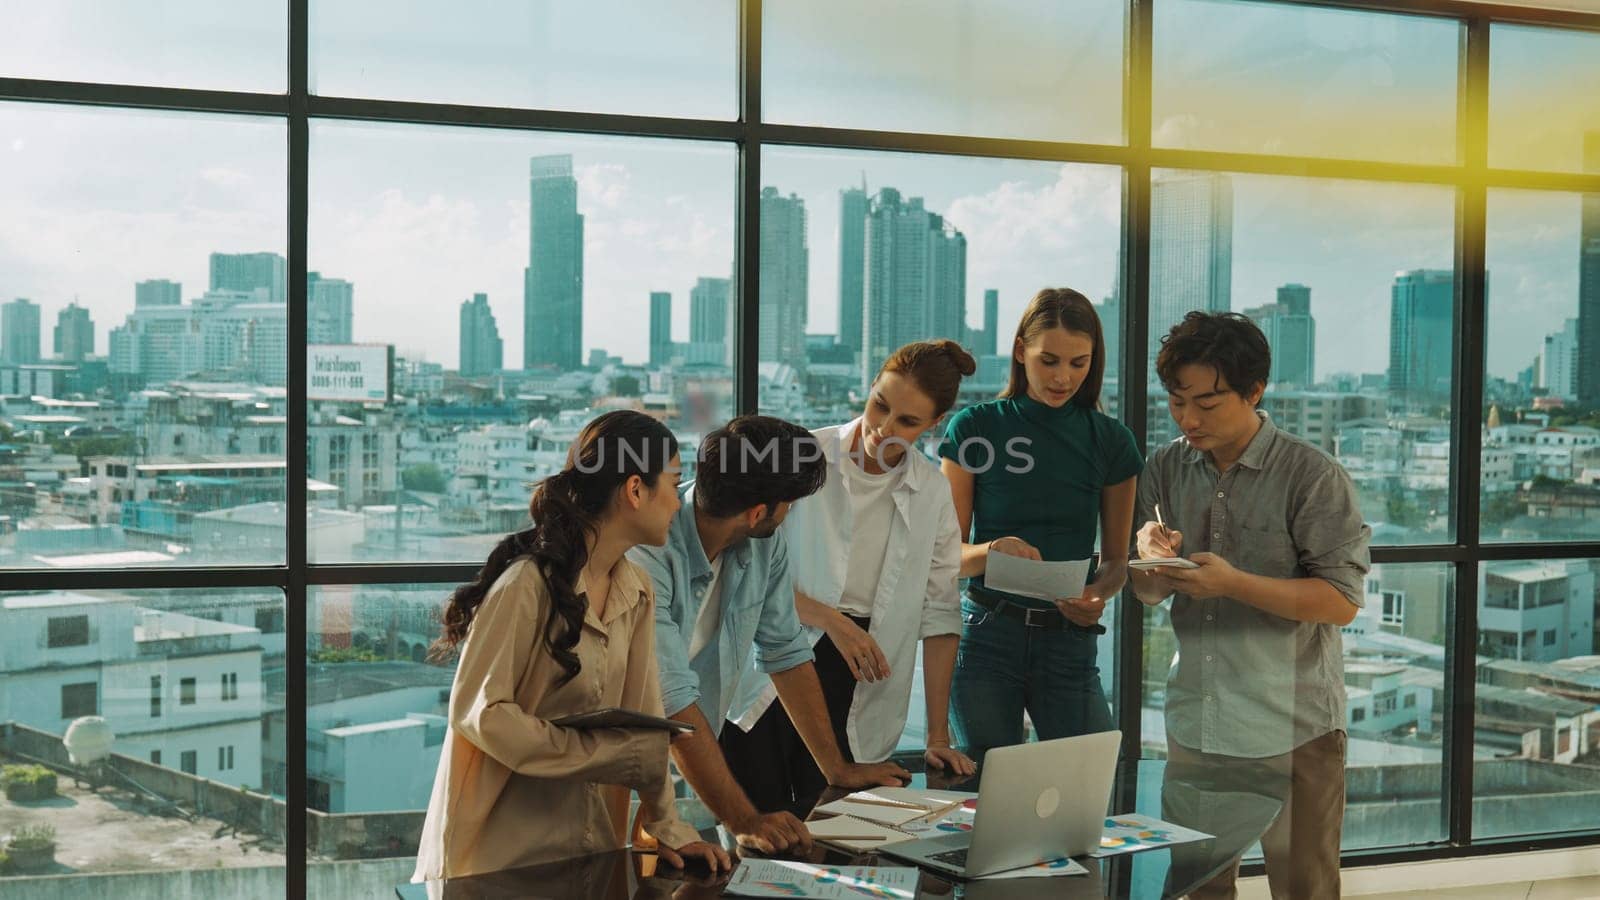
209, 252, 286, 302
523, 155, 584, 371
1389, 270, 1456, 404
649, 291, 672, 367
53, 302, 94, 362
307, 272, 354, 344
1277, 283, 1312, 317
863, 188, 967, 380
1146, 173, 1232, 444
1099, 290, 1121, 383
1580, 133, 1600, 406
458, 293, 503, 377
2, 298, 42, 364
135, 279, 182, 308
688, 276, 731, 366
837, 185, 869, 354
1150, 172, 1233, 368
109, 291, 287, 387
1244, 286, 1316, 388
759, 186, 808, 370
981, 288, 1000, 357
1543, 317, 1579, 401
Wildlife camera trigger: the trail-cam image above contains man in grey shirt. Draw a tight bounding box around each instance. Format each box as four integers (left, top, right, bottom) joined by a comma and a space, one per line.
1130, 312, 1371, 900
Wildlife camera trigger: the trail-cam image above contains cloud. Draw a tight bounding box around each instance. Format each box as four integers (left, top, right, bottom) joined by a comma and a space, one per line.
576, 162, 631, 210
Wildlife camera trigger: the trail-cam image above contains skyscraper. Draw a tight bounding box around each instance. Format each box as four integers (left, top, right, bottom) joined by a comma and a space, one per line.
1099, 290, 1121, 383
1389, 270, 1456, 404
458, 293, 503, 377
524, 155, 584, 371
135, 279, 181, 308
689, 276, 731, 366
1579, 133, 1600, 406
863, 188, 968, 380
759, 186, 808, 370
1244, 286, 1316, 388
209, 252, 286, 302
54, 302, 94, 362
649, 291, 672, 367
306, 272, 354, 344
1150, 172, 1233, 368
837, 185, 869, 355
981, 288, 1000, 357
1544, 317, 1579, 401
2, 298, 42, 364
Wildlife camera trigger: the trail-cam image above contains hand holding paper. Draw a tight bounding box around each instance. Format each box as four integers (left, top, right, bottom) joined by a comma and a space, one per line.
985, 552, 1090, 601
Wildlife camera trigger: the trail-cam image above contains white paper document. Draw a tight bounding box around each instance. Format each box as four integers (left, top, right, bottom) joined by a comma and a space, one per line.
805, 815, 914, 850
1090, 813, 1213, 857
984, 553, 1091, 601
1128, 557, 1199, 570
722, 859, 919, 899
813, 787, 976, 828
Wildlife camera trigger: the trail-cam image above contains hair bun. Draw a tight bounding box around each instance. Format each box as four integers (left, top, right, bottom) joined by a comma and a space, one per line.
935, 339, 977, 376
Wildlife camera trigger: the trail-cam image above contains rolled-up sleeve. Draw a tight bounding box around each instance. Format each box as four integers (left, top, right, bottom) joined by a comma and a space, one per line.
1292, 466, 1371, 607
753, 533, 815, 674
920, 492, 963, 639
632, 547, 702, 718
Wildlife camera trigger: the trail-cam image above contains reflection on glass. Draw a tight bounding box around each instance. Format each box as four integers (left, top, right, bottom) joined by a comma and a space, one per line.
1153, 0, 1458, 164
1142, 562, 1452, 853
0, 102, 288, 569
1490, 25, 1600, 174
763, 0, 1123, 144
308, 123, 736, 563
0, 1, 285, 92
760, 147, 1122, 425
1472, 558, 1600, 840
0, 588, 286, 880
311, 0, 736, 119
1147, 170, 1456, 546
1483, 189, 1600, 542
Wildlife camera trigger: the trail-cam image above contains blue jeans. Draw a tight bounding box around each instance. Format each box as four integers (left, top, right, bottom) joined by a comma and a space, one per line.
949, 595, 1114, 760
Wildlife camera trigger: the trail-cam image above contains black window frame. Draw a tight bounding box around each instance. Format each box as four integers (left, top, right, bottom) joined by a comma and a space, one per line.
0, 1, 1598, 893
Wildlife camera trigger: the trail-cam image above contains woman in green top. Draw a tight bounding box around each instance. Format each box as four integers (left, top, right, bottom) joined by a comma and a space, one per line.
937, 288, 1142, 758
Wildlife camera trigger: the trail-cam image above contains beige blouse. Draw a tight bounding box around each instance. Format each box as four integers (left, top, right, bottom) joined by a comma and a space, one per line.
413, 556, 701, 881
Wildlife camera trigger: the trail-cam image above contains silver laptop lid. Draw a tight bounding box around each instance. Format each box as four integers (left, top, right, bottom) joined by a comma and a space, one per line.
964, 730, 1122, 877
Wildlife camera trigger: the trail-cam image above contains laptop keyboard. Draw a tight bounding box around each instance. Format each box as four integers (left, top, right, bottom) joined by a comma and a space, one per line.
929, 847, 969, 869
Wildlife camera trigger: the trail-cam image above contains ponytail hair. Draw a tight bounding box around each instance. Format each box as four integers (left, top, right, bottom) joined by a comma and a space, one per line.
876, 339, 977, 417
429, 410, 678, 685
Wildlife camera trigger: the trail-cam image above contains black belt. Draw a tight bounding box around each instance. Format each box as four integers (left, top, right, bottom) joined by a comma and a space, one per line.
967, 588, 1107, 634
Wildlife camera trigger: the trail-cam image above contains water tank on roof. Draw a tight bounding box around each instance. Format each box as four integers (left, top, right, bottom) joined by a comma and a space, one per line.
64, 716, 115, 766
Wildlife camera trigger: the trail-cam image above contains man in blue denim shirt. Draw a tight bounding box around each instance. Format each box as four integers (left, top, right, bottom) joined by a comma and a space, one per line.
631, 417, 909, 855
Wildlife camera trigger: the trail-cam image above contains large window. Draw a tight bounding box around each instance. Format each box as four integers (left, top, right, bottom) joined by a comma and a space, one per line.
6, 2, 1600, 896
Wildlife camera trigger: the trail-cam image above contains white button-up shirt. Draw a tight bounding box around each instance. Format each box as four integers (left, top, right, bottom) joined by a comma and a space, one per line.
728, 419, 963, 762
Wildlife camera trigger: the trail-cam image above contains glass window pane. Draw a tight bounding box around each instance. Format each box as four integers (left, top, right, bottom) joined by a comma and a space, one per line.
1141, 562, 1452, 853
0, 587, 285, 884
1154, 0, 1459, 164
761, 147, 1123, 422
308, 122, 735, 563
310, 0, 736, 119
0, 1, 286, 92
1473, 558, 1599, 839
1483, 189, 1600, 542
0, 102, 287, 569
763, 0, 1124, 144
1490, 25, 1600, 174
1146, 170, 1457, 546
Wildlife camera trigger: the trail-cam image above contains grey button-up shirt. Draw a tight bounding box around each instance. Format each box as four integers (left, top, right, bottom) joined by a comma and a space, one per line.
1137, 412, 1371, 759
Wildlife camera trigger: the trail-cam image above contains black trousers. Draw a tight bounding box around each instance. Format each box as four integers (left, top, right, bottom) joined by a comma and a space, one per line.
719, 615, 865, 819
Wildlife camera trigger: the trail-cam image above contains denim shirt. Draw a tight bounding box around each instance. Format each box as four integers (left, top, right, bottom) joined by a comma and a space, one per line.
629, 486, 815, 737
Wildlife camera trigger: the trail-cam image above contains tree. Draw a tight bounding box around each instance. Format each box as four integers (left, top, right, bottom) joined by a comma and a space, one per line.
401, 463, 448, 493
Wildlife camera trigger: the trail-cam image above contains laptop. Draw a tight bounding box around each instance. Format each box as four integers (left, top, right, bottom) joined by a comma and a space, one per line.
880, 730, 1120, 879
